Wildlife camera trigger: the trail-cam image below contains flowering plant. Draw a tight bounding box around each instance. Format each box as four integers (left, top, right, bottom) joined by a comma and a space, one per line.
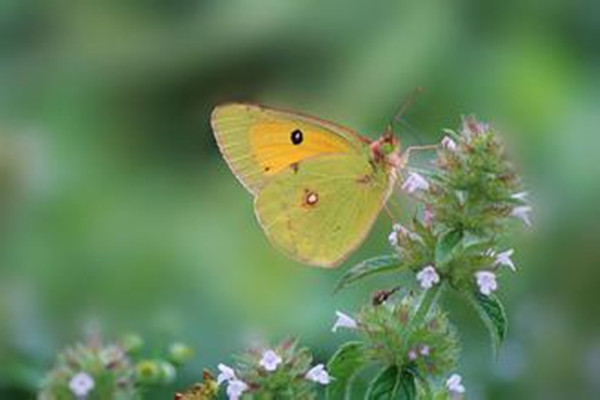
38, 332, 193, 400
178, 339, 331, 400
183, 116, 529, 399
328, 116, 529, 398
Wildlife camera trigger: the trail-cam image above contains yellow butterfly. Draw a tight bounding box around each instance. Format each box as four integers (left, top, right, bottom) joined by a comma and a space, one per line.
211, 103, 405, 268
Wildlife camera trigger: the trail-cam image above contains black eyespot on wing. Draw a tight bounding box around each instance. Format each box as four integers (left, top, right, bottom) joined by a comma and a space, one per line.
290, 129, 303, 145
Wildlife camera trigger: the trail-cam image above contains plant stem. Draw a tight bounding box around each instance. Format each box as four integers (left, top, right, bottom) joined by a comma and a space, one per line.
408, 284, 443, 332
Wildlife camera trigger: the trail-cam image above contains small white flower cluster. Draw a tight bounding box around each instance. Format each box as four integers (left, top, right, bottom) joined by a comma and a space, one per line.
217, 364, 248, 400
305, 364, 332, 385
388, 223, 423, 248
259, 349, 282, 372
407, 344, 430, 361
331, 311, 358, 332
217, 349, 332, 399
475, 271, 497, 296
402, 172, 429, 193
493, 249, 516, 272
413, 250, 517, 295
388, 225, 400, 247
446, 373, 466, 395
416, 265, 440, 290
511, 192, 532, 227
69, 372, 95, 398
475, 248, 517, 296
441, 136, 458, 151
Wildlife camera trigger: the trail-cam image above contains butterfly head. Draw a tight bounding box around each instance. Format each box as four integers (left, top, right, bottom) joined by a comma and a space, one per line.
370, 133, 402, 168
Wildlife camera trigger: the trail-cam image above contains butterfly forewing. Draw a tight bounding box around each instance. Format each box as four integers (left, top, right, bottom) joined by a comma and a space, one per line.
211, 103, 367, 194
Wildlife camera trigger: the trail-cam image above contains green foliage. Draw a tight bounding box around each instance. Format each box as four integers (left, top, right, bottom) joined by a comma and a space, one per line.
434, 229, 463, 267
390, 221, 436, 275
464, 291, 508, 356
366, 366, 416, 400
334, 255, 402, 293
427, 118, 522, 237
323, 295, 459, 398
325, 342, 367, 400
358, 298, 459, 378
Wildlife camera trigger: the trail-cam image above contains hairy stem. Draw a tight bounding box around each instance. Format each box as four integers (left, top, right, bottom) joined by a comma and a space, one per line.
408, 284, 443, 332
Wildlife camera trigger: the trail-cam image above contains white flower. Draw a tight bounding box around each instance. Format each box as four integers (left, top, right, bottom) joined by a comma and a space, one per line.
475, 271, 498, 296
305, 364, 332, 385
226, 379, 248, 400
259, 349, 282, 372
401, 172, 429, 193
389, 223, 419, 246
511, 206, 532, 227
394, 223, 423, 242
69, 372, 95, 397
494, 249, 516, 272
416, 266, 440, 289
388, 230, 398, 247
331, 311, 358, 332
446, 373, 465, 394
511, 191, 528, 201
441, 136, 457, 151
420, 345, 430, 356
408, 349, 418, 361
217, 363, 236, 385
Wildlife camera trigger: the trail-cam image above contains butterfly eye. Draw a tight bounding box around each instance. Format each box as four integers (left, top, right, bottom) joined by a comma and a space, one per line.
290, 129, 303, 145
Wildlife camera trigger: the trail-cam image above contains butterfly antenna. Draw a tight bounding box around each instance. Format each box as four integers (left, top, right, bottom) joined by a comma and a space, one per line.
387, 87, 430, 150
396, 119, 427, 145
391, 86, 424, 128
384, 87, 423, 136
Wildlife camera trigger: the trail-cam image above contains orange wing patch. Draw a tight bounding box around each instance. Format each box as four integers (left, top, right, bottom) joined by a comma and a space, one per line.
212, 103, 368, 194
249, 121, 354, 176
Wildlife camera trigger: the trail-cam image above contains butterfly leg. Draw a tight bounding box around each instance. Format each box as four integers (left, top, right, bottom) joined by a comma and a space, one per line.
402, 144, 439, 166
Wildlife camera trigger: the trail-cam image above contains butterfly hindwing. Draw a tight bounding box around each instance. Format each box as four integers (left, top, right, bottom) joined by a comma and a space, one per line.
254, 153, 394, 267
211, 103, 368, 194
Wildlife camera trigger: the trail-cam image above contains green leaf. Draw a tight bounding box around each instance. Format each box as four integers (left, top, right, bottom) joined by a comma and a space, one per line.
435, 229, 463, 266
326, 342, 368, 400
408, 218, 436, 250
405, 364, 432, 400
334, 255, 401, 293
396, 370, 417, 400
365, 366, 416, 400
461, 231, 491, 250
465, 290, 507, 355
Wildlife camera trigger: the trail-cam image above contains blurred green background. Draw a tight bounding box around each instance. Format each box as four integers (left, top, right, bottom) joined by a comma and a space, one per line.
1, 0, 599, 399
